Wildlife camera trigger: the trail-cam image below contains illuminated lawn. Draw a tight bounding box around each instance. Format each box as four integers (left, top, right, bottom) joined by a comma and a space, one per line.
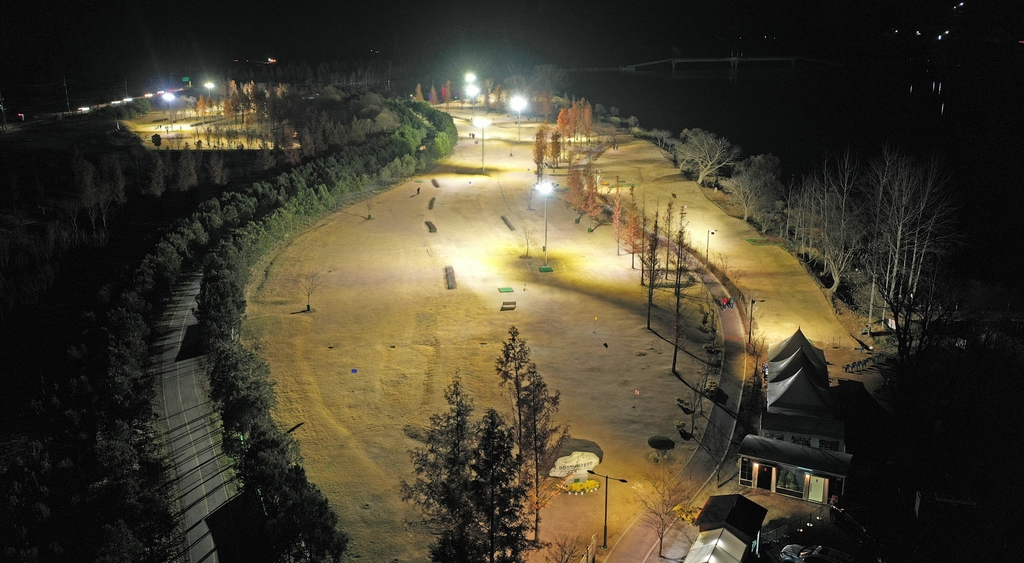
243, 119, 714, 562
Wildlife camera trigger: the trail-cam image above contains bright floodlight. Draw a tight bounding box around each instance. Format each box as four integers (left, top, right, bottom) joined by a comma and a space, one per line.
465, 73, 476, 83
466, 84, 479, 97
162, 93, 175, 102
536, 181, 553, 195
472, 117, 492, 128
510, 96, 527, 112
204, 82, 215, 89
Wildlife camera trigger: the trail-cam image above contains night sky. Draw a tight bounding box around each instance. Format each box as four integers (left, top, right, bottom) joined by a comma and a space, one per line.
3, 1, 1018, 84
2, 0, 1021, 278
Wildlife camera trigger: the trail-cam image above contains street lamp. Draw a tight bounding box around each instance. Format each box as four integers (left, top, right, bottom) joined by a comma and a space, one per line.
536, 181, 553, 266
706, 229, 716, 264
162, 92, 176, 124
588, 469, 628, 549
472, 117, 491, 173
465, 73, 476, 84
749, 299, 766, 345
466, 84, 479, 116
510, 96, 527, 142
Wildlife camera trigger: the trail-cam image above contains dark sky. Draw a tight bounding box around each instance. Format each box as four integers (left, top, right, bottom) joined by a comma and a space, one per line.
4, 0, 1018, 88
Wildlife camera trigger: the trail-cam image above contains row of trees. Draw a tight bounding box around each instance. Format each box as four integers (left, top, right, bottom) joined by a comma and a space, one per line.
0, 95, 458, 561
638, 123, 961, 404
404, 327, 567, 563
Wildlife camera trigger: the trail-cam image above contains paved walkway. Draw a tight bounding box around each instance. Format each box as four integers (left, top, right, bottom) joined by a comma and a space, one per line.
156, 276, 234, 563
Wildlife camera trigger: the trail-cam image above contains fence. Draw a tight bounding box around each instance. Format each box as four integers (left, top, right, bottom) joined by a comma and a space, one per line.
760, 502, 831, 545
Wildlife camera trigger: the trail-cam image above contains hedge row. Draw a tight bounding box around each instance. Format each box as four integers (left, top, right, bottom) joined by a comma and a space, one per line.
138, 98, 454, 559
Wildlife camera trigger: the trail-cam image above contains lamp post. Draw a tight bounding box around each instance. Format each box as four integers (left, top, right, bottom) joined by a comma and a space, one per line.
588, 469, 627, 549
466, 83, 479, 116
536, 181, 553, 266
472, 117, 491, 173
162, 92, 176, 124
706, 229, 716, 264
749, 299, 766, 345
510, 96, 527, 142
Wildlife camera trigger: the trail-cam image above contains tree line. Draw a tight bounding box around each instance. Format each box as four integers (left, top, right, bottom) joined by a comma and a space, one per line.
0, 95, 457, 561
403, 326, 567, 563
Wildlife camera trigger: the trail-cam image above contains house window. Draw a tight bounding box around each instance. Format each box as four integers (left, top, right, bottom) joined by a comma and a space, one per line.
791, 435, 811, 446
740, 457, 753, 485
776, 467, 805, 498
818, 439, 840, 451
763, 432, 785, 441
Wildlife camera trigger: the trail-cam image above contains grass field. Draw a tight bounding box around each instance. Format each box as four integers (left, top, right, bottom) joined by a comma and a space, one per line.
242, 116, 720, 562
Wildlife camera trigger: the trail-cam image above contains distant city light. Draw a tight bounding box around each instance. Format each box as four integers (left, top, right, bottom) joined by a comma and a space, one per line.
123, 98, 133, 102
79, 107, 91, 112
144, 93, 154, 98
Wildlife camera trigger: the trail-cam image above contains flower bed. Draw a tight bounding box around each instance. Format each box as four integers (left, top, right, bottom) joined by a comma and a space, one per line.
564, 479, 601, 495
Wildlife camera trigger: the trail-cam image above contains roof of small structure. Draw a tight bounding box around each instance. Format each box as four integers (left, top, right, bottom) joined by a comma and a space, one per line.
694, 494, 768, 543
767, 328, 827, 370
767, 366, 834, 418
768, 346, 829, 388
739, 435, 852, 477
761, 411, 845, 440
681, 527, 747, 563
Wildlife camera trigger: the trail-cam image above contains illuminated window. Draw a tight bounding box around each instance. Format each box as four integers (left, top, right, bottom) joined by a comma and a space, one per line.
776, 467, 804, 497
740, 458, 753, 485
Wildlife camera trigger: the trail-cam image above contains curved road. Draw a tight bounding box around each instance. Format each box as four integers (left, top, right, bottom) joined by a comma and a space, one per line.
156, 276, 234, 562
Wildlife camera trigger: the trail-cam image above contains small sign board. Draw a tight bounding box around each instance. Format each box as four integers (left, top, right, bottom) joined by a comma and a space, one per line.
182, 76, 190, 82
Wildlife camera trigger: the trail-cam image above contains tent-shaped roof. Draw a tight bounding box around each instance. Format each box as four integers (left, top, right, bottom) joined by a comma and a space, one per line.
767, 328, 827, 371
761, 412, 844, 440
739, 435, 852, 478
767, 367, 834, 418
694, 494, 767, 545
768, 347, 829, 388
682, 527, 748, 563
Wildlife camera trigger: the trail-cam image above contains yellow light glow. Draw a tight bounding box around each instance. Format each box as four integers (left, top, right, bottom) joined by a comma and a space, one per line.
472, 117, 491, 128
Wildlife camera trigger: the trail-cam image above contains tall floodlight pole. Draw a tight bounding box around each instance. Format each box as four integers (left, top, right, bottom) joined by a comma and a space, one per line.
706, 229, 716, 264
537, 181, 553, 266
510, 96, 527, 142
749, 299, 766, 345
162, 92, 176, 124
466, 74, 478, 116
472, 117, 491, 173
588, 470, 627, 549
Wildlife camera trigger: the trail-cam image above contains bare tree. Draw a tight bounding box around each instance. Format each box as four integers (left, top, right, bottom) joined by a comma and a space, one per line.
523, 227, 536, 258
808, 150, 864, 299
643, 212, 661, 330
671, 208, 690, 375
649, 129, 673, 150
730, 153, 782, 222
544, 534, 588, 563
365, 199, 376, 219
863, 148, 961, 375
633, 465, 693, 558
675, 128, 741, 187
300, 271, 322, 311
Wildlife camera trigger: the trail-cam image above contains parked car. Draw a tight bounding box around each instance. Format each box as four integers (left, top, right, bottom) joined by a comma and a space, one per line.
780, 544, 855, 563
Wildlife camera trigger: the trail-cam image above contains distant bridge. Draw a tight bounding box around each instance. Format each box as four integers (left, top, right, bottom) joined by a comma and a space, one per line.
621, 56, 831, 72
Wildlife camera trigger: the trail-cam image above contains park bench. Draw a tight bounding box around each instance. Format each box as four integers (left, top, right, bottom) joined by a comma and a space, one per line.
500, 301, 516, 311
